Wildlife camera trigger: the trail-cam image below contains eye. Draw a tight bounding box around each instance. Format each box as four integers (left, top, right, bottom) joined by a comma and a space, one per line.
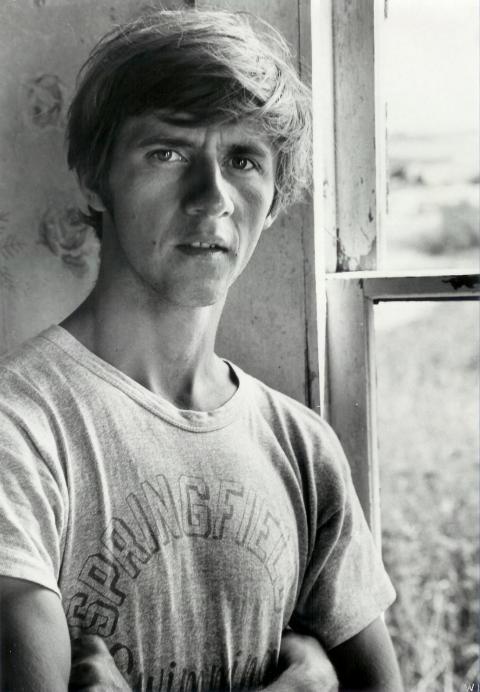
148, 149, 185, 163
229, 156, 257, 171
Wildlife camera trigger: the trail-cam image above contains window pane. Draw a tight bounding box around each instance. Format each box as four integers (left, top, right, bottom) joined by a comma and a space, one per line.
383, 1, 479, 272
375, 301, 479, 690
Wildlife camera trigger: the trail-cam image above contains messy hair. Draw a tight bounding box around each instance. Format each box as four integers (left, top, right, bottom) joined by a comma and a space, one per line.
67, 9, 312, 237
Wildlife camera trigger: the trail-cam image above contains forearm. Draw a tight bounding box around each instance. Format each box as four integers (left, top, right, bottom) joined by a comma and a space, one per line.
264, 665, 336, 692
2, 634, 70, 692
0, 577, 71, 692
335, 665, 403, 692
329, 619, 403, 692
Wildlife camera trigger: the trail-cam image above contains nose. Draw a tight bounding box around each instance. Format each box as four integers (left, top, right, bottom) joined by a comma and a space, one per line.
182, 159, 234, 218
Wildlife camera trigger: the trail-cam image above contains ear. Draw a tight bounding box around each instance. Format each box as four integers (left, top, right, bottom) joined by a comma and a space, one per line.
78, 175, 107, 213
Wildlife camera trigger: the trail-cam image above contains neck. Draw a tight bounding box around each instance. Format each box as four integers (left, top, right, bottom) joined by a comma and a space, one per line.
61, 266, 235, 410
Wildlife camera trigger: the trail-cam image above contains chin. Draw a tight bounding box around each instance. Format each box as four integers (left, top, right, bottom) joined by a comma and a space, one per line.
161, 286, 228, 309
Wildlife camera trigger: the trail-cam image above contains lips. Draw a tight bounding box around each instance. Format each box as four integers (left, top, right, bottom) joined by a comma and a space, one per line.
176, 243, 228, 259
176, 236, 229, 252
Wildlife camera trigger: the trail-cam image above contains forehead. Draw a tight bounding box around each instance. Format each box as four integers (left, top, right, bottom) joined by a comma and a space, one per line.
115, 110, 275, 157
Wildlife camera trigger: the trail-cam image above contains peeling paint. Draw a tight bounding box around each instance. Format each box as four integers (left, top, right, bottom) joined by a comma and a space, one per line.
358, 236, 376, 269
336, 230, 354, 271
336, 228, 377, 272
442, 275, 479, 291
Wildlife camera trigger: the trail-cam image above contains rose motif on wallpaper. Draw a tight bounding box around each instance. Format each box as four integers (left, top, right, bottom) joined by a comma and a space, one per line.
40, 206, 99, 277
23, 75, 64, 128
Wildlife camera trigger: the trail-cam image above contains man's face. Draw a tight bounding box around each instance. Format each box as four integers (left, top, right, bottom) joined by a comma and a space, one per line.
88, 112, 276, 308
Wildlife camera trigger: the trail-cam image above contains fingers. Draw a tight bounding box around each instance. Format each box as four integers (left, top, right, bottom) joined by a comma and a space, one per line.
72, 634, 110, 656
69, 634, 129, 691
279, 629, 323, 666
70, 634, 108, 688
279, 629, 339, 692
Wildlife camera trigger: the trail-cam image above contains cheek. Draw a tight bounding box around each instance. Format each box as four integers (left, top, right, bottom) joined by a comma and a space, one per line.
110, 175, 177, 226
240, 182, 274, 225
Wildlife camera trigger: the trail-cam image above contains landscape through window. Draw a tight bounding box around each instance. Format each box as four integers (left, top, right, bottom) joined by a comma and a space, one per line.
383, 0, 479, 272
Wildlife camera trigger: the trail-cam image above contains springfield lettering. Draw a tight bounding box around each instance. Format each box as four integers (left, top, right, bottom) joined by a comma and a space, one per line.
66, 472, 296, 635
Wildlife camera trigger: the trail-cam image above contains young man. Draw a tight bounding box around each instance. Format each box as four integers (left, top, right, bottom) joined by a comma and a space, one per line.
0, 9, 403, 692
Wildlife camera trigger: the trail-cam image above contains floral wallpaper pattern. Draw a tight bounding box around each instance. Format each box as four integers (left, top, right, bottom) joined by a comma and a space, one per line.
0, 0, 185, 352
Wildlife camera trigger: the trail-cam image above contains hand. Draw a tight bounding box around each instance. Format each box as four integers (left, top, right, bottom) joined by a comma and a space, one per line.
265, 629, 338, 691
69, 634, 131, 691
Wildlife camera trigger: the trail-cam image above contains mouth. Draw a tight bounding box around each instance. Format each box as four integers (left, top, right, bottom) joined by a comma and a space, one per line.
186, 241, 226, 250
176, 240, 229, 255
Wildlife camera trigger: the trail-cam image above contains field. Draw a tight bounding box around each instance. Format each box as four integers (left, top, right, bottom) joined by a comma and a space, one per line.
376, 301, 479, 691
375, 130, 479, 691
385, 131, 479, 272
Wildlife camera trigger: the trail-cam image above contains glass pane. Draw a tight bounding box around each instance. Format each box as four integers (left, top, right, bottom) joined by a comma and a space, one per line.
383, 1, 479, 272
375, 301, 479, 690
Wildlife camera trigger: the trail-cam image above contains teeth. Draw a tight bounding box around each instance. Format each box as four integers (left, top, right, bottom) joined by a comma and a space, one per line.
189, 242, 219, 249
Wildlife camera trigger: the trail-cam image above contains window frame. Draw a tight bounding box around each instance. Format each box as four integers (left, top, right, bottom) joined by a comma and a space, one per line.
311, 0, 480, 543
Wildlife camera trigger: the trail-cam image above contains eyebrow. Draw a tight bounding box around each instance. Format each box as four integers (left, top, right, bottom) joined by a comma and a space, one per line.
228, 142, 271, 160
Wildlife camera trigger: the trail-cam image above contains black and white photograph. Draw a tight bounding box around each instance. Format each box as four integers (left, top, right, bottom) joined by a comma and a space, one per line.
0, 1, 478, 690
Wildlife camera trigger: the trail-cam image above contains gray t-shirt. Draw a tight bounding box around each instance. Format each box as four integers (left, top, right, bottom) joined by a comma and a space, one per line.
0, 326, 395, 691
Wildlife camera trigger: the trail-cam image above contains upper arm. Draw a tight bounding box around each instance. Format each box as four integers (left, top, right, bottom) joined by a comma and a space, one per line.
328, 617, 403, 692
0, 576, 71, 692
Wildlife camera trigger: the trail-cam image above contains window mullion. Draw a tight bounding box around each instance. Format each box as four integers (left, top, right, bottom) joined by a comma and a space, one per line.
332, 0, 385, 272
326, 278, 381, 542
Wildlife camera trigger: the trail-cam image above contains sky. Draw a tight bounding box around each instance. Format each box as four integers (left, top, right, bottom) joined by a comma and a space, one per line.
383, 0, 479, 135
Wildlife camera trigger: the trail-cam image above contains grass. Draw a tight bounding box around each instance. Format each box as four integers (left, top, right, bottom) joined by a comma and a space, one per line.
375, 301, 479, 691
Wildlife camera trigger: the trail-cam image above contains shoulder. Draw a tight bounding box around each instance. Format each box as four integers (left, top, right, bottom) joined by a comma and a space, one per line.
0, 326, 75, 402
0, 327, 72, 442
1, 327, 59, 384
0, 334, 70, 511
238, 366, 320, 424
238, 366, 351, 486
240, 368, 340, 446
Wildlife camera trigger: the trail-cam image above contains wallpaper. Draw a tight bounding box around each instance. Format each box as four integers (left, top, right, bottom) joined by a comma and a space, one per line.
0, 0, 185, 353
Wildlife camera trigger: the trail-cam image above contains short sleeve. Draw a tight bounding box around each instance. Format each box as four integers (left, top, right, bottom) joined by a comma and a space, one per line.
290, 423, 396, 650
0, 380, 66, 597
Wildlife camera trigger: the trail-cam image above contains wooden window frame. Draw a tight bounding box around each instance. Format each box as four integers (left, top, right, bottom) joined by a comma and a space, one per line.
311, 0, 480, 543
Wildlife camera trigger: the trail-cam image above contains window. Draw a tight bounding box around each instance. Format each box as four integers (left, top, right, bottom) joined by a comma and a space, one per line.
311, 1, 479, 688
383, 0, 479, 273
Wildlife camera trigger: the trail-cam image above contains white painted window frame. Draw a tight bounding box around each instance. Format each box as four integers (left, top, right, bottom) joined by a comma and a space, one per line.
311, 0, 480, 544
